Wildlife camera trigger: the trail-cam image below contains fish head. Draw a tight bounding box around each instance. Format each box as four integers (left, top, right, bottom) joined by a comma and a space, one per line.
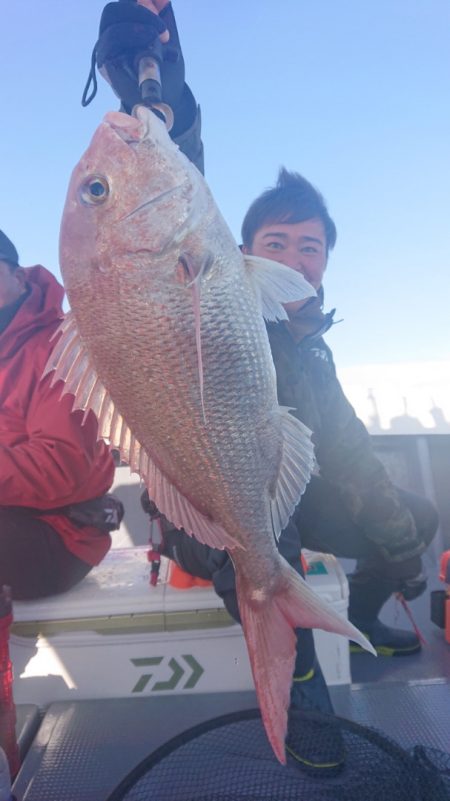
60, 106, 207, 297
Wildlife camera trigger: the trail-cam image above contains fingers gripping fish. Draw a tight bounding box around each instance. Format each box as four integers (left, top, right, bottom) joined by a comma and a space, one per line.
46, 106, 375, 764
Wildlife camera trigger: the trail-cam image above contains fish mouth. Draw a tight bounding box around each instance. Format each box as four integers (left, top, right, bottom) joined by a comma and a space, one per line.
103, 106, 170, 148
103, 110, 146, 144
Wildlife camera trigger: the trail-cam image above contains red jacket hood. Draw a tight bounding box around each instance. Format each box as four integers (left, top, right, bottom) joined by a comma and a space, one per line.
0, 265, 64, 361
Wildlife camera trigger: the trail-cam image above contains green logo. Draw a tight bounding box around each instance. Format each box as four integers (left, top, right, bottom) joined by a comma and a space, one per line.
307, 561, 328, 575
131, 654, 204, 693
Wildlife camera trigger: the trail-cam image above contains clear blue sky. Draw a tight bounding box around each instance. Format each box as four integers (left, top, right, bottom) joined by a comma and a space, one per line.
1, 1, 449, 367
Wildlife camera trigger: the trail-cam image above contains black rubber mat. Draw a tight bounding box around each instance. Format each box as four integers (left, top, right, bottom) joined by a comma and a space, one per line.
332, 679, 450, 752
12, 692, 257, 801
12, 681, 450, 801
15, 704, 41, 759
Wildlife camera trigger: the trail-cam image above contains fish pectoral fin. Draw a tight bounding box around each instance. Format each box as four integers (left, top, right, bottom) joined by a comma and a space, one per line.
177, 251, 214, 424
270, 408, 315, 538
236, 559, 375, 764
244, 255, 316, 321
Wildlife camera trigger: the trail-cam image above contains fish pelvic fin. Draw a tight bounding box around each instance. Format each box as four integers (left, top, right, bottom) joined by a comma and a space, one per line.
244, 255, 316, 322
271, 409, 315, 538
236, 558, 375, 764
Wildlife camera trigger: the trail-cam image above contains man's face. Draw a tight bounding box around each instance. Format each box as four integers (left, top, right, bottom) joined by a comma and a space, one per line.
0, 261, 26, 308
247, 218, 328, 291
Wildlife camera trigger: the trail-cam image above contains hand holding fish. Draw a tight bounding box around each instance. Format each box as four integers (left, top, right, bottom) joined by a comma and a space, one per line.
94, 0, 188, 120
138, 0, 170, 9
137, 0, 170, 42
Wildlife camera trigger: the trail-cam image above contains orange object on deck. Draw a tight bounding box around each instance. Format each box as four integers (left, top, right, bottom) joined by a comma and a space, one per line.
437, 550, 450, 644
168, 562, 213, 589
439, 550, 450, 583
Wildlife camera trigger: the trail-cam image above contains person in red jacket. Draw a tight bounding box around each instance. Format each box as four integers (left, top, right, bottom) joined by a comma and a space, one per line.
0, 230, 121, 600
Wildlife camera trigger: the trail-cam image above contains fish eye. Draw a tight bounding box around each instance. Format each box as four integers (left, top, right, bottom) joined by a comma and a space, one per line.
79, 175, 110, 205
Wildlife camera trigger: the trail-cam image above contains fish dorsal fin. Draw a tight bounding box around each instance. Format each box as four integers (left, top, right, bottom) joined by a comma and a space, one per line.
270, 408, 315, 538
244, 255, 316, 321
44, 312, 136, 461
44, 313, 239, 552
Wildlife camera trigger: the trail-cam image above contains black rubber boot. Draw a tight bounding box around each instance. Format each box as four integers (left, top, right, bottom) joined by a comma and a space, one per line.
286, 708, 346, 776
349, 618, 421, 656
287, 659, 346, 775
290, 659, 334, 714
348, 571, 421, 656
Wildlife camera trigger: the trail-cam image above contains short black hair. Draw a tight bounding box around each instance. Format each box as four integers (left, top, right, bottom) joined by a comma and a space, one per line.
0, 230, 19, 267
241, 168, 337, 252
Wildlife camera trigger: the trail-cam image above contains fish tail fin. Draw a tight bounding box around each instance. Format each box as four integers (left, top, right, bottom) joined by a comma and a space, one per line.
237, 559, 375, 764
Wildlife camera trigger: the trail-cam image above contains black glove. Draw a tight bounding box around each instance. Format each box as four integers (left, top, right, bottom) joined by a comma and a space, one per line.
382, 554, 428, 601
83, 1, 194, 136
397, 572, 428, 602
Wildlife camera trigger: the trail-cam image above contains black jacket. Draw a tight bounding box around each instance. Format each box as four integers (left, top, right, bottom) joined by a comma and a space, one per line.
268, 298, 425, 563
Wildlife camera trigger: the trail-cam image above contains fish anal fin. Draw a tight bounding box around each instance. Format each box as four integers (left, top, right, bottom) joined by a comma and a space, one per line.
139, 454, 241, 551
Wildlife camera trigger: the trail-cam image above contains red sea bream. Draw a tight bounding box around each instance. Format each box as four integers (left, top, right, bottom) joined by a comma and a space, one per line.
47, 106, 374, 763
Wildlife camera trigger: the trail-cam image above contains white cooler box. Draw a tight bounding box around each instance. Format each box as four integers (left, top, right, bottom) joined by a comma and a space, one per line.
10, 547, 350, 707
